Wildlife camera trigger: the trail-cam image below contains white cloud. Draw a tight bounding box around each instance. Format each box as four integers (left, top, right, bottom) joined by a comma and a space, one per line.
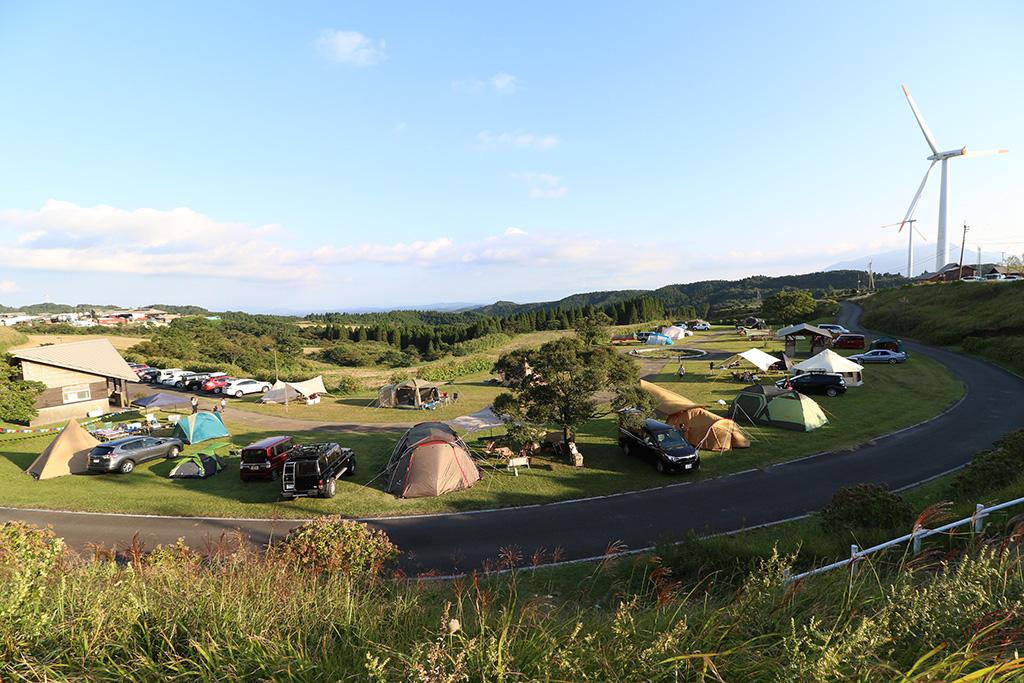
513, 172, 568, 199
504, 227, 528, 236
316, 30, 385, 67
0, 280, 18, 293
490, 72, 518, 94
478, 130, 560, 150
312, 238, 454, 264
453, 72, 520, 95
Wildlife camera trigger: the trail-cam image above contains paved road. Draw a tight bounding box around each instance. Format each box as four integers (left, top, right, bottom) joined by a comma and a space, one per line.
4, 303, 1024, 575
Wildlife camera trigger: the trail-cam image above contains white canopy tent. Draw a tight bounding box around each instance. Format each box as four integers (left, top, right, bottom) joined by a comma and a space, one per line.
260, 376, 328, 404
718, 348, 781, 373
791, 349, 865, 386
661, 325, 688, 340
446, 406, 505, 433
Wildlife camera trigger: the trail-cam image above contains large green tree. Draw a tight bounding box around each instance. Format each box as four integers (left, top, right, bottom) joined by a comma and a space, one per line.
0, 361, 45, 424
760, 289, 817, 324
573, 312, 613, 346
493, 337, 646, 443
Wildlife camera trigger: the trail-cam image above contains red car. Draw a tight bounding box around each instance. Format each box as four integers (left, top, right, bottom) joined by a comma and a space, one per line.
832, 333, 866, 350
202, 375, 236, 393
239, 436, 294, 481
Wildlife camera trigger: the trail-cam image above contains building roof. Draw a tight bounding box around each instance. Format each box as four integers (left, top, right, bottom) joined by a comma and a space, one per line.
11, 338, 137, 381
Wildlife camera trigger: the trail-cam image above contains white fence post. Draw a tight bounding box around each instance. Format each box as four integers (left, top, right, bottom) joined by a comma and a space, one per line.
912, 529, 922, 555
850, 544, 860, 574
974, 503, 986, 534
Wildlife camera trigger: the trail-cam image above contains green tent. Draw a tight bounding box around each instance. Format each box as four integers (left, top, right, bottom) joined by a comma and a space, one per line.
171, 412, 230, 444
169, 453, 226, 479
870, 336, 905, 353
729, 385, 828, 432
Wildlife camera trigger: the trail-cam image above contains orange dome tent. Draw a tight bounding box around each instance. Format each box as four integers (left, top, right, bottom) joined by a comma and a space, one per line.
638, 380, 749, 452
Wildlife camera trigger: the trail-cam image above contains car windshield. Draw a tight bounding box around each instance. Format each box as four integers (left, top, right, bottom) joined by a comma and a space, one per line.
654, 430, 687, 449
241, 449, 268, 463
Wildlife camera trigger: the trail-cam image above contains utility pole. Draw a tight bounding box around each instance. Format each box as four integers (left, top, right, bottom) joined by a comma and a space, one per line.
867, 260, 876, 292
958, 222, 969, 279
977, 245, 982, 273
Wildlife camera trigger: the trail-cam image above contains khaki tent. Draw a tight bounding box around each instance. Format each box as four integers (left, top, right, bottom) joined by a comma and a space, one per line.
260, 376, 328, 404
378, 379, 441, 409
792, 349, 864, 386
638, 380, 749, 452
26, 418, 99, 480
385, 422, 480, 498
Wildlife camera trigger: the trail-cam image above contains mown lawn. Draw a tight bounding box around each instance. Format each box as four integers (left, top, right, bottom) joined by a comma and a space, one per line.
0, 338, 963, 518
229, 372, 505, 424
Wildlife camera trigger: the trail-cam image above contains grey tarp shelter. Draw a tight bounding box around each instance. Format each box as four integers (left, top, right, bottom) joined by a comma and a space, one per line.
378, 379, 441, 409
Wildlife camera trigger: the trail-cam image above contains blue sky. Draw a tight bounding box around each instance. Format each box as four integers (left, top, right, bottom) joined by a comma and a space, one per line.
1, 1, 1021, 311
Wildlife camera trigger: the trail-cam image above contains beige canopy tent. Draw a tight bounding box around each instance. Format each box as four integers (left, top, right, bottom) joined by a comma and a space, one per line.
378, 379, 441, 409
26, 418, 99, 480
260, 376, 328, 404
717, 348, 782, 373
792, 349, 865, 386
638, 380, 749, 452
385, 422, 480, 498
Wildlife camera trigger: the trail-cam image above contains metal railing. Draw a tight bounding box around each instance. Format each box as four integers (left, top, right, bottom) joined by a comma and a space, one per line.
784, 495, 1024, 584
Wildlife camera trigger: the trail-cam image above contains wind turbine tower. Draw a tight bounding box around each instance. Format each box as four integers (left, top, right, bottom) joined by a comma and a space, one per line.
898, 85, 1008, 269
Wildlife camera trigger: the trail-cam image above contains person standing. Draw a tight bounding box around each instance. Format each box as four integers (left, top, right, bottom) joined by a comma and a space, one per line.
190, 396, 199, 414
220, 397, 227, 414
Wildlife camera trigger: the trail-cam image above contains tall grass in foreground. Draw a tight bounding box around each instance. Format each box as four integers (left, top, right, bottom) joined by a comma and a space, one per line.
2, 520, 1023, 681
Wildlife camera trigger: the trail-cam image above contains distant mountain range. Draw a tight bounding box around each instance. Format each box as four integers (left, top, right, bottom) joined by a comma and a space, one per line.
825, 244, 1004, 277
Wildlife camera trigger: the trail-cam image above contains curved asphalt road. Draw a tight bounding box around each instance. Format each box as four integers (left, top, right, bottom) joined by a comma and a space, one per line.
4, 303, 1024, 575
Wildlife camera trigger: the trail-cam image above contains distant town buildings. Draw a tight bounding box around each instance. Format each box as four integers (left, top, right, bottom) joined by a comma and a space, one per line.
0, 308, 182, 328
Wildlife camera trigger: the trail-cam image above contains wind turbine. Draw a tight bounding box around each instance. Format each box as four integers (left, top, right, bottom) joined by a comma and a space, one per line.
898, 84, 1008, 271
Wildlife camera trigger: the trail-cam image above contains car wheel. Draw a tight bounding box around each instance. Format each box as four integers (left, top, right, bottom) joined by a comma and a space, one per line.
343, 458, 356, 477
261, 385, 269, 392
271, 468, 280, 481
622, 442, 630, 456
826, 387, 838, 397
176, 381, 185, 389
167, 446, 180, 458
322, 479, 337, 498
889, 359, 897, 365
119, 459, 135, 474
235, 391, 243, 398
214, 388, 222, 394
655, 460, 665, 474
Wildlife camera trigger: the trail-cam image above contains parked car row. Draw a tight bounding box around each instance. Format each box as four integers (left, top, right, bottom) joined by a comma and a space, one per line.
88, 432, 356, 499
132, 363, 272, 397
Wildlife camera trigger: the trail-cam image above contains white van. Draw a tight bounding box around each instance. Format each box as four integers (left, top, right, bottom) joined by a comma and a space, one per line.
157, 368, 186, 385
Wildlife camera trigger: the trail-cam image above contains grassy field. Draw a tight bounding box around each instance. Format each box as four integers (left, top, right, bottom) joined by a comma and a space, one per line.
0, 329, 963, 518
10, 332, 149, 352
230, 371, 505, 424
861, 280, 1024, 374
0, 326, 28, 352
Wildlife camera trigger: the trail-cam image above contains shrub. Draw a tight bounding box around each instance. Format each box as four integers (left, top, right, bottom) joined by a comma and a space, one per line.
946, 430, 1024, 500
417, 356, 493, 382
819, 484, 913, 533
274, 517, 399, 579
332, 374, 362, 396
0, 521, 65, 578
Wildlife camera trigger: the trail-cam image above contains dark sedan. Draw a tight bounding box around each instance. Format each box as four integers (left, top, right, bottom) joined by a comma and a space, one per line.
618, 418, 700, 474
87, 436, 184, 474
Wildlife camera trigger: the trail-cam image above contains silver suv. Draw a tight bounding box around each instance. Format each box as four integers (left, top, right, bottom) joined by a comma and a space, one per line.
87, 436, 184, 474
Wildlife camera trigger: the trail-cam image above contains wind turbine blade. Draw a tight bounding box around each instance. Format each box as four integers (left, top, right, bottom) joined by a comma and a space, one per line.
901, 84, 939, 155
913, 225, 928, 241
899, 160, 937, 231
962, 148, 1010, 158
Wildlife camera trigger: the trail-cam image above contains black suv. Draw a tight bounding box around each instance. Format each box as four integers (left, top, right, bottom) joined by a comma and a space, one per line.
618, 418, 700, 474
138, 368, 162, 383
178, 372, 222, 391
776, 373, 847, 397
280, 442, 355, 500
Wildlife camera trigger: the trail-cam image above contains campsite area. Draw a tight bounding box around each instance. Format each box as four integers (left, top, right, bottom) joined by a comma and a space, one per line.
0, 323, 963, 518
